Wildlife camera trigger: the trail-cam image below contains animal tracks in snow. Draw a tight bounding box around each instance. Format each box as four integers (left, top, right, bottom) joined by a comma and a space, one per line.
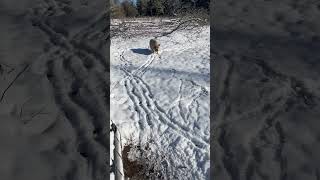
111, 25, 210, 179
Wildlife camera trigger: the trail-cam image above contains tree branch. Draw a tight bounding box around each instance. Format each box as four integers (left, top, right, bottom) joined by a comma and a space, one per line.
157, 18, 204, 37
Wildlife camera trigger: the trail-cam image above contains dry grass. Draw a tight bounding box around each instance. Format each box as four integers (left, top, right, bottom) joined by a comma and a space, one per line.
122, 135, 164, 179
121, 135, 191, 180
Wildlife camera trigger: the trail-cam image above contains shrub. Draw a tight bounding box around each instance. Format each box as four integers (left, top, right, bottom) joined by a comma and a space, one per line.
122, 0, 139, 17
111, 4, 126, 18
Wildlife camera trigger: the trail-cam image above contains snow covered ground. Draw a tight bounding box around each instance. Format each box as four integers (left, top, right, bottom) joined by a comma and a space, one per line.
0, 1, 109, 180
110, 19, 210, 179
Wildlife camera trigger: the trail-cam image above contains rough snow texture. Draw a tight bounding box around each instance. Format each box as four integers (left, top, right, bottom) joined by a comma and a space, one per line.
111, 20, 210, 179
214, 0, 320, 41
212, 1, 320, 180
0, 1, 109, 180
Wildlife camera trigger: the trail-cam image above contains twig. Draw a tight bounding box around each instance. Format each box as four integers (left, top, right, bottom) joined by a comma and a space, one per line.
22, 106, 49, 124
20, 96, 33, 118
0, 62, 15, 75
0, 64, 30, 102
0, 62, 14, 69
30, 106, 47, 119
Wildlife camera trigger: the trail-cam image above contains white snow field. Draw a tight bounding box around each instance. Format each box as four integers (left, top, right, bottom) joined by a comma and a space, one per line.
110, 19, 210, 179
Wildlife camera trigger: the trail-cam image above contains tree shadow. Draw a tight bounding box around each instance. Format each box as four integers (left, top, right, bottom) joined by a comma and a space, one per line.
131, 48, 152, 55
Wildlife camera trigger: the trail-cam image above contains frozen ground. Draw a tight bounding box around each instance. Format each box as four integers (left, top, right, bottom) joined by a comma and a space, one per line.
110, 19, 210, 179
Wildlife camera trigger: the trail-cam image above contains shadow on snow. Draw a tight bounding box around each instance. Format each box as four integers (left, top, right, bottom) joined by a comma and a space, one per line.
131, 48, 153, 55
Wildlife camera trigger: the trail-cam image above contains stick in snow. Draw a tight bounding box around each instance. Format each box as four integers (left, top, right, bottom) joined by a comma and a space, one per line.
0, 64, 30, 103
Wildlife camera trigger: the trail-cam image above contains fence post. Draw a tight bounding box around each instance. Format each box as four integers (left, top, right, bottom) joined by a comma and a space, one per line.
111, 123, 125, 180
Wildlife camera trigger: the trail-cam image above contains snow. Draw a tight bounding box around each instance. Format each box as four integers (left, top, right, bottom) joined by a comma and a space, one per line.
0, 1, 110, 179
212, 1, 320, 179
110, 19, 210, 179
